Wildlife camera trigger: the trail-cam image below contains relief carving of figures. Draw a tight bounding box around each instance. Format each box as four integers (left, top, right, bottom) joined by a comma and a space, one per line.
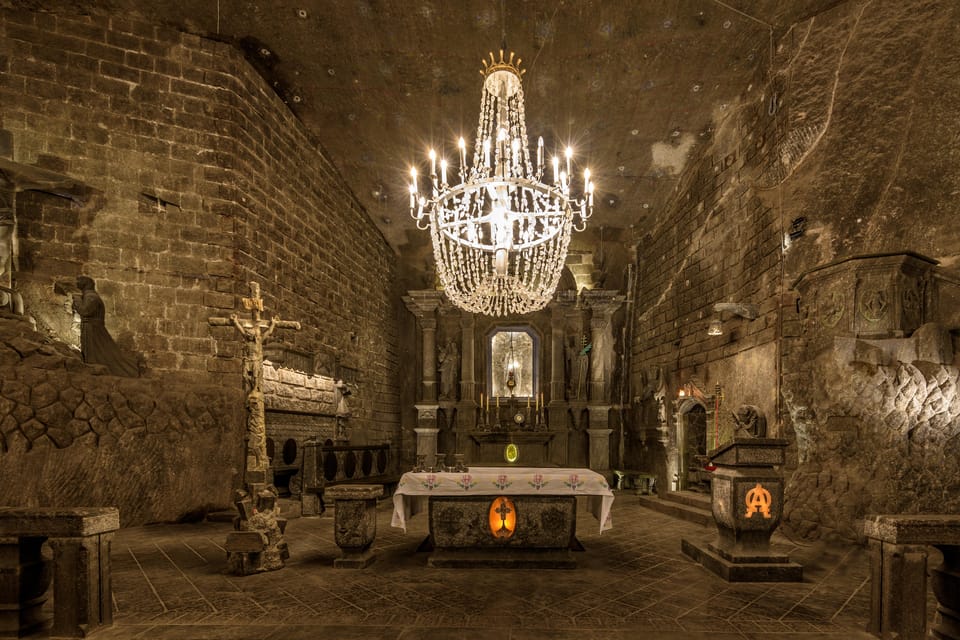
437, 338, 460, 401
71, 276, 140, 377
731, 405, 767, 438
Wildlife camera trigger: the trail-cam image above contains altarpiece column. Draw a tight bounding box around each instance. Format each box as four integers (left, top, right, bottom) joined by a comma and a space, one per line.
403, 291, 444, 460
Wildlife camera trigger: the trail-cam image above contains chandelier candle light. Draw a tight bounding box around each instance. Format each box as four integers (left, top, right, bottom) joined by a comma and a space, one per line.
409, 50, 595, 316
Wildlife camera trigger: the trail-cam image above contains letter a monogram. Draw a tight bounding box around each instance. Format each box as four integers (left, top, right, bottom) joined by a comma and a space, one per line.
745, 483, 772, 519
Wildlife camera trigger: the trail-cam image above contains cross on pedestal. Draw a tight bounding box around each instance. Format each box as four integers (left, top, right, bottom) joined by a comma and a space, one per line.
209, 282, 301, 488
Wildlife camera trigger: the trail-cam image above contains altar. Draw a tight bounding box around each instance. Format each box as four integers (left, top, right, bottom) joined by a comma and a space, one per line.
391, 467, 614, 568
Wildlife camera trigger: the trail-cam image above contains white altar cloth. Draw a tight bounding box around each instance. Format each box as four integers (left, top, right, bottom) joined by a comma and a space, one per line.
391, 467, 614, 534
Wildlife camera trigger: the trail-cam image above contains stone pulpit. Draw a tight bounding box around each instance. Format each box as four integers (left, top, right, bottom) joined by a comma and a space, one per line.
681, 438, 802, 582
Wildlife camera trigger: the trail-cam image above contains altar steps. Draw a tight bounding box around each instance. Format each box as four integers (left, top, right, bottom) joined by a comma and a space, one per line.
636, 490, 713, 527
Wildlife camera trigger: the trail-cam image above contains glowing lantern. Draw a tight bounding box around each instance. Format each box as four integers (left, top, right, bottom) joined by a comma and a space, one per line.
488, 496, 516, 539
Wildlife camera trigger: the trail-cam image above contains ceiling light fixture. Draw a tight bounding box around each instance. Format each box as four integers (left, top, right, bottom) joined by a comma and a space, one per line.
408, 50, 594, 316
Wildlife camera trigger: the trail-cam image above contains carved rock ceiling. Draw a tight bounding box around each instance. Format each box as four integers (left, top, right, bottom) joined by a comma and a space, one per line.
7, 0, 845, 283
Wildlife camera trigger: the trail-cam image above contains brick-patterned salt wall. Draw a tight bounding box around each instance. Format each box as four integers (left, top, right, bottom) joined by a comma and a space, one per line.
0, 8, 399, 444
631, 58, 787, 444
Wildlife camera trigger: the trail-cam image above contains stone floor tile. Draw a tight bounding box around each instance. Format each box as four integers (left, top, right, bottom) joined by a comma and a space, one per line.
74, 496, 913, 640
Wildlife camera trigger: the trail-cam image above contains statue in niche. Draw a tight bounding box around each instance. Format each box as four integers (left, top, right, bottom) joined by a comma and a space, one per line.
71, 276, 140, 377
334, 379, 351, 442
437, 338, 460, 401
566, 334, 591, 401
731, 405, 767, 438
334, 379, 351, 418
591, 316, 616, 399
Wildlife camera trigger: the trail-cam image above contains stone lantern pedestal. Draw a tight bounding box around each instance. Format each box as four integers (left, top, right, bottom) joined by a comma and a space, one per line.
681, 438, 802, 582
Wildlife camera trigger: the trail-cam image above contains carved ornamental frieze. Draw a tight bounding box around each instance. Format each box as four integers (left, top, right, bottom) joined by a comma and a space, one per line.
793, 252, 937, 343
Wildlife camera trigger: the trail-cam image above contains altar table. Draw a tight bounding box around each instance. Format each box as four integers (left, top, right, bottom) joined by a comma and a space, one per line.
391, 467, 614, 535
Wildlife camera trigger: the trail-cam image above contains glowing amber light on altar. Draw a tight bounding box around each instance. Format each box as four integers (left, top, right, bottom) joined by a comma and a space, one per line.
504, 443, 519, 463
488, 496, 516, 539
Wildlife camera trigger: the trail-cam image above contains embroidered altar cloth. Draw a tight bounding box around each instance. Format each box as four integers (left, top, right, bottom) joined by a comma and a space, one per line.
391, 467, 614, 534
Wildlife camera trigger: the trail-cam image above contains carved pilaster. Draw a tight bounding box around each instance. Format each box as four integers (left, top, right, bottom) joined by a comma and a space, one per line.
403, 290, 444, 403
413, 423, 440, 460
459, 312, 477, 404
549, 299, 568, 403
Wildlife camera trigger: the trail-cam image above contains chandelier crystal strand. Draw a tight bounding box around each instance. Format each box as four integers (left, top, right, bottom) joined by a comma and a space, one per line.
410, 50, 593, 316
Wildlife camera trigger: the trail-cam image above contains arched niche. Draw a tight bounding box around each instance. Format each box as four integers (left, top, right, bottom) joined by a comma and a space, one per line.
487, 326, 540, 400
673, 397, 708, 491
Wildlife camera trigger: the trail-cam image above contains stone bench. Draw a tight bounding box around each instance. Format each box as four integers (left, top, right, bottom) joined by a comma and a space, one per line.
0, 507, 119, 638
862, 514, 960, 640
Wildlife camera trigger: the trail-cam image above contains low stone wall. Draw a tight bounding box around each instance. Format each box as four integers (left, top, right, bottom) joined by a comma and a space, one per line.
0, 315, 244, 526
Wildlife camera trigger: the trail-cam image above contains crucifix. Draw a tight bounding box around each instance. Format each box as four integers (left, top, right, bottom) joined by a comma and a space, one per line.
209, 281, 301, 488
494, 498, 512, 538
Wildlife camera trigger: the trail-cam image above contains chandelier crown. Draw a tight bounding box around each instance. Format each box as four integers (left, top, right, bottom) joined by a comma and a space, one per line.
480, 50, 525, 78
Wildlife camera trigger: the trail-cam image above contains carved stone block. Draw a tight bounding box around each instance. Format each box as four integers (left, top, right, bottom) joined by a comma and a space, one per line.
324, 484, 383, 568
794, 252, 938, 341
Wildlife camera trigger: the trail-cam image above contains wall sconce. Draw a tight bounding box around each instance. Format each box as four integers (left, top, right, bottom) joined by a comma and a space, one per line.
707, 302, 759, 336
707, 318, 723, 336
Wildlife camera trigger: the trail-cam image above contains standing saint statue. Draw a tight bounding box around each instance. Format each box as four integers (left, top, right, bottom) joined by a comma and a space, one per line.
71, 276, 139, 377
437, 338, 460, 401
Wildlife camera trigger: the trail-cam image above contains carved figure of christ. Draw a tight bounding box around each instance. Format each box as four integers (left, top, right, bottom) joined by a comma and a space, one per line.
209, 282, 301, 484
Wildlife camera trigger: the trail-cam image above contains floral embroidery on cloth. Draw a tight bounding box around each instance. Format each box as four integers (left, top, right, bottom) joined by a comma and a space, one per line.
493, 474, 512, 490
529, 473, 547, 490
457, 474, 477, 490
421, 474, 439, 490
565, 473, 583, 490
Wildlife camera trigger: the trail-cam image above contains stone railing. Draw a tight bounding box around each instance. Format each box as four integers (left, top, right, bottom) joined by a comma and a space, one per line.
0, 507, 119, 638
300, 442, 397, 515
863, 514, 960, 640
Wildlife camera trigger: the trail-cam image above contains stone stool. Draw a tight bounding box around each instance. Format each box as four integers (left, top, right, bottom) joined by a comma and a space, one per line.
323, 484, 383, 568
0, 507, 119, 638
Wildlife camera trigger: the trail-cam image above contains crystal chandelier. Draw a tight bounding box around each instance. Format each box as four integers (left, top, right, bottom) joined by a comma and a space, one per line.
409, 50, 594, 316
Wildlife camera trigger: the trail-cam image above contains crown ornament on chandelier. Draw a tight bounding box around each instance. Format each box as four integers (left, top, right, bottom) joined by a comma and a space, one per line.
409, 50, 594, 316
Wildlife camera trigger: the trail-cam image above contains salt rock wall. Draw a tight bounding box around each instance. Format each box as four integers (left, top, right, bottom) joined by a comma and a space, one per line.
783, 336, 960, 541
0, 315, 244, 526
